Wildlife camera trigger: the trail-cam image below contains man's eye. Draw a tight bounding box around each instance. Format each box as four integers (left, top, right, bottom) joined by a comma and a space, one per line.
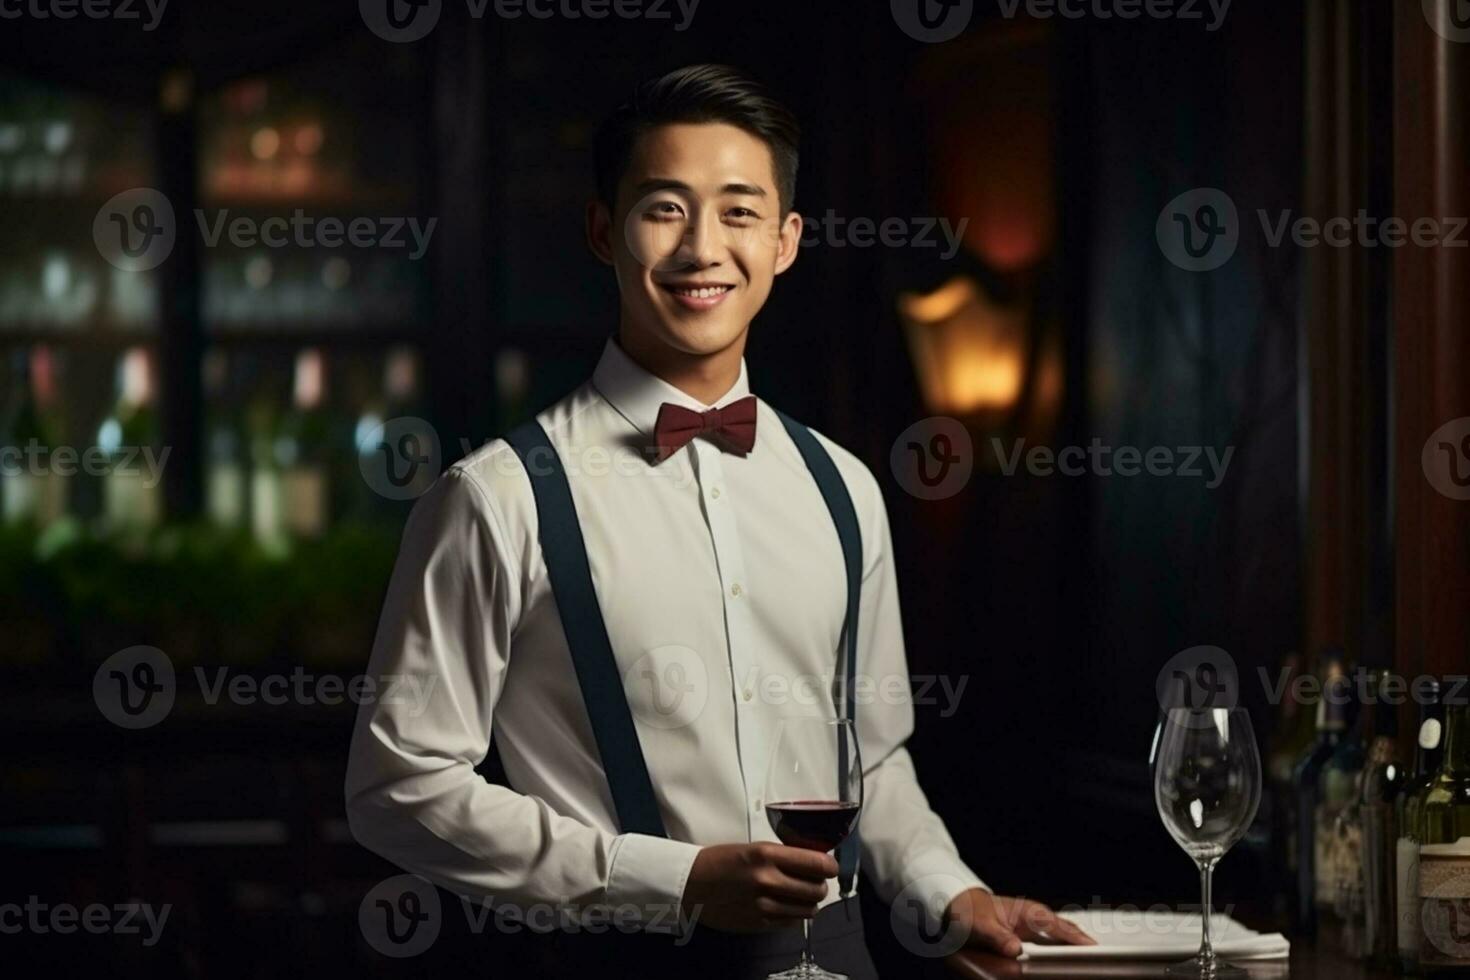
644, 202, 685, 220
727, 208, 759, 220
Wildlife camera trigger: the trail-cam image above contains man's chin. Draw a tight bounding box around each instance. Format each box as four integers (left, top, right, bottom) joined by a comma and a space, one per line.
649, 315, 747, 357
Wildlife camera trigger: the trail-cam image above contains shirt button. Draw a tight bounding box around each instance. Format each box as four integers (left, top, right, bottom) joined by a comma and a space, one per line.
731, 583, 743, 598
742, 688, 753, 702
710, 486, 721, 499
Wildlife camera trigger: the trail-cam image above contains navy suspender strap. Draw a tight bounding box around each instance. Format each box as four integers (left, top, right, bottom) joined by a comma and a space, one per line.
773, 410, 864, 897
505, 420, 668, 839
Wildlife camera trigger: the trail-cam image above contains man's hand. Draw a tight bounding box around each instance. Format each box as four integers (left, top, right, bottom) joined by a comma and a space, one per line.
944, 888, 1096, 958
680, 842, 836, 933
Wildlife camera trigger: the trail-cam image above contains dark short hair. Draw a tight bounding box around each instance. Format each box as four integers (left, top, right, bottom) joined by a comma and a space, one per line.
592, 64, 800, 215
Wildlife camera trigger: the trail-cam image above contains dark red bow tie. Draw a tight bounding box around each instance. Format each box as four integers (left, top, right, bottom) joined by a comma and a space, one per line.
653, 395, 758, 462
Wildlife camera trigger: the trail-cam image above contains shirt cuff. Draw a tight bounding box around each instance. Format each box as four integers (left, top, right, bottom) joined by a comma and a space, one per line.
605, 833, 704, 935
903, 849, 991, 928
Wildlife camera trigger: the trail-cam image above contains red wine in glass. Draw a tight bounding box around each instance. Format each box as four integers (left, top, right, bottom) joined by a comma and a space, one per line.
763, 718, 863, 980
765, 800, 861, 853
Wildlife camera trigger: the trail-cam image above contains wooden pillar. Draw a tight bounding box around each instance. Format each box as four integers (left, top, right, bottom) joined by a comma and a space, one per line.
1301, 0, 1374, 665
1393, 1, 1470, 681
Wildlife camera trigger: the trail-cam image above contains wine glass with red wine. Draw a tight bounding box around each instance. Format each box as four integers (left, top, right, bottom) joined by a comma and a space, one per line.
763, 716, 863, 980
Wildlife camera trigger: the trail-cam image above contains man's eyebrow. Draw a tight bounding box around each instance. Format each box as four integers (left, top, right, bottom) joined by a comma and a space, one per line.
631, 178, 770, 197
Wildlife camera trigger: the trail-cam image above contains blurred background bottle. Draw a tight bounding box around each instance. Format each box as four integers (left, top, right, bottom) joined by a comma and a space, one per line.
97, 346, 161, 530
1357, 668, 1403, 964
1295, 648, 1348, 936
1269, 650, 1317, 923
2, 345, 67, 525
203, 349, 247, 530
277, 347, 329, 539
1398, 678, 1447, 973
1318, 665, 1368, 950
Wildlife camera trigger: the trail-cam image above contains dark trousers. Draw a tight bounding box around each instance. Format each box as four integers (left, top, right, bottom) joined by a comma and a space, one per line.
496, 895, 880, 979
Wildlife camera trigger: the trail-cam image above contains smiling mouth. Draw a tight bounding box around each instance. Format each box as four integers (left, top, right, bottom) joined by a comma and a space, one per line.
659, 282, 736, 310
660, 283, 735, 299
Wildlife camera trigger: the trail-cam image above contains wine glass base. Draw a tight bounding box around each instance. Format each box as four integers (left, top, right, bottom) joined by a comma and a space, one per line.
765, 964, 847, 980
1164, 954, 1248, 979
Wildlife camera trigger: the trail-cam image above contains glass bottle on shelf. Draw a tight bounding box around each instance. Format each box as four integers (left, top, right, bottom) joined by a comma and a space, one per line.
1417, 693, 1470, 974
202, 349, 247, 530
1399, 679, 1447, 972
2, 345, 67, 525
277, 348, 330, 538
247, 364, 285, 549
1269, 651, 1318, 921
1295, 648, 1349, 935
97, 346, 161, 530
1318, 666, 1368, 947
1357, 669, 1404, 964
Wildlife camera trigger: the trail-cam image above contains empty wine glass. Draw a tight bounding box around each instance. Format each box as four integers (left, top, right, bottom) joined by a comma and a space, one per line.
763, 717, 863, 980
1153, 707, 1263, 978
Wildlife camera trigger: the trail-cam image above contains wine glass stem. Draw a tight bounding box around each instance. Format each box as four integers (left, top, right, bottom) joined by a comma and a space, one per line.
1198, 859, 1217, 971
801, 917, 814, 969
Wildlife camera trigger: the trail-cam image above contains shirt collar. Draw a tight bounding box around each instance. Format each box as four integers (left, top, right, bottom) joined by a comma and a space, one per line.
591, 335, 752, 438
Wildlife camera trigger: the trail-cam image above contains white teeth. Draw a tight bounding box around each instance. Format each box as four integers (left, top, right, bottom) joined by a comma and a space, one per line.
671, 285, 731, 298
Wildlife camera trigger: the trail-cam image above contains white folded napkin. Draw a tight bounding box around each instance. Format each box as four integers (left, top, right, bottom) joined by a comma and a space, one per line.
1020, 909, 1291, 961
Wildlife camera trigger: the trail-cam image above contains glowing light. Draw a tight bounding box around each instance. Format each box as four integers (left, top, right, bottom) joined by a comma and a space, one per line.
250, 127, 281, 161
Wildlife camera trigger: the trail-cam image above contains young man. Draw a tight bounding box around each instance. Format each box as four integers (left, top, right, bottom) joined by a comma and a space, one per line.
346, 64, 1092, 978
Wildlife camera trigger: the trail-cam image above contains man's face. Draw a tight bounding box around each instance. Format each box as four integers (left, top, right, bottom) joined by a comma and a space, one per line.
590, 122, 801, 359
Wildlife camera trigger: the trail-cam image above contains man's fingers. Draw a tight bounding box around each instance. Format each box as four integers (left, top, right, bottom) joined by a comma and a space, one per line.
1015, 903, 1095, 946
971, 918, 1023, 958
762, 871, 829, 905
767, 845, 839, 882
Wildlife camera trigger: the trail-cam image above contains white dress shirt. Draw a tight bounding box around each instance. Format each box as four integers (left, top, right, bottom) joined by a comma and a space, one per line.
345, 337, 988, 934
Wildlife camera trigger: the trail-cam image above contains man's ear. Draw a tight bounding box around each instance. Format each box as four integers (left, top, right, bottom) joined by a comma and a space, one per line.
773, 210, 802, 276
586, 199, 616, 266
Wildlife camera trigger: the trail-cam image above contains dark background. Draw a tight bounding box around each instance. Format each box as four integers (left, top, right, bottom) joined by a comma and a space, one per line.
3, 0, 1465, 976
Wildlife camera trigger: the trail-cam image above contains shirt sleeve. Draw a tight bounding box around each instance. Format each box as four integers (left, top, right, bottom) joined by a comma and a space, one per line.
847, 467, 992, 927
344, 464, 701, 934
